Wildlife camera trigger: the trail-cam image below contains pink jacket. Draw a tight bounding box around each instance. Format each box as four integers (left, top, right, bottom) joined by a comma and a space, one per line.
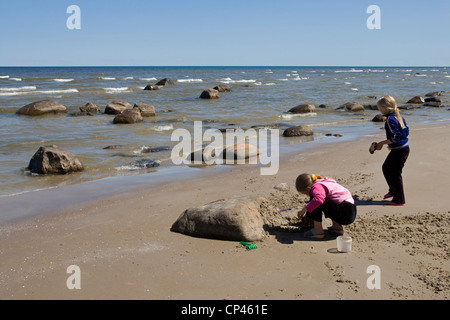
305, 178, 353, 212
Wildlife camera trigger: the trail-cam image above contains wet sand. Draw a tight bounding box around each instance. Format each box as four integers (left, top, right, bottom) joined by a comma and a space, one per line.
0, 123, 449, 300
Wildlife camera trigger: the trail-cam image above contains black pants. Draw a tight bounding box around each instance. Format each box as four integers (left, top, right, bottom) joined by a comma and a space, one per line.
382, 146, 410, 204
306, 199, 357, 225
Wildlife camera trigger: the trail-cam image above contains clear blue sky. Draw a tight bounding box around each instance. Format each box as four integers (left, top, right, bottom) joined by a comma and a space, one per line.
0, 0, 449, 66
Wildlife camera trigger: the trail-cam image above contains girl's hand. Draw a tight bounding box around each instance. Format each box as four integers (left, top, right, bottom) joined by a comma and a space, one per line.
376, 142, 384, 150
297, 207, 307, 219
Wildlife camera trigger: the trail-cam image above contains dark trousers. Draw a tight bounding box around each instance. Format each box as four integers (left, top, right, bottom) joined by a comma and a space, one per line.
382, 146, 410, 204
306, 199, 357, 225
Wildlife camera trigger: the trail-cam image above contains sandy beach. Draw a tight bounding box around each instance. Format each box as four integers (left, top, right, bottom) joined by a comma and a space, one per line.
0, 123, 449, 301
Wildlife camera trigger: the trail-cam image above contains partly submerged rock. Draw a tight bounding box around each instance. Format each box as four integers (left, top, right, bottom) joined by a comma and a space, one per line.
16, 100, 67, 116
28, 145, 83, 175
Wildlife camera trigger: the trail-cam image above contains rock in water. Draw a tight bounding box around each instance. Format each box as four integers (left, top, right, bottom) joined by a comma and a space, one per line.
104, 100, 133, 115
143, 84, 159, 90
282, 125, 313, 137
200, 88, 219, 99
288, 104, 315, 113
406, 96, 425, 104
155, 78, 175, 86
214, 84, 232, 92
16, 100, 67, 116
113, 109, 143, 124
28, 145, 83, 174
339, 102, 365, 112
133, 102, 155, 117
171, 196, 266, 241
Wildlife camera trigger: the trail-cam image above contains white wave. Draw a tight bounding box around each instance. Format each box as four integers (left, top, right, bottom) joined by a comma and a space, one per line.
219, 79, 257, 84
0, 86, 37, 92
53, 78, 74, 82
103, 87, 130, 93
344, 82, 352, 85
280, 113, 317, 119
177, 78, 203, 83
264, 83, 276, 86
292, 76, 308, 81
217, 77, 232, 81
9, 78, 22, 81
152, 124, 174, 131
139, 77, 157, 81
37, 89, 79, 94
99, 77, 116, 80
122, 77, 134, 80
0, 89, 78, 96
414, 74, 427, 77
0, 75, 9, 79
334, 69, 364, 73
265, 71, 273, 74
277, 79, 289, 81
351, 88, 359, 91
445, 75, 450, 78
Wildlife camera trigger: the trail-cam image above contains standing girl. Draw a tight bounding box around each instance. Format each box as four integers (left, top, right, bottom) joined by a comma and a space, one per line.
296, 174, 357, 239
373, 96, 410, 206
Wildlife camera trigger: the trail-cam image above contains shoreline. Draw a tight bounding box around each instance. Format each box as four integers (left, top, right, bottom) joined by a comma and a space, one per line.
0, 122, 379, 225
0, 123, 449, 300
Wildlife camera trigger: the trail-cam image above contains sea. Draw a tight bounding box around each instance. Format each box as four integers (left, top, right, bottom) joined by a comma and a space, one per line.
0, 66, 449, 200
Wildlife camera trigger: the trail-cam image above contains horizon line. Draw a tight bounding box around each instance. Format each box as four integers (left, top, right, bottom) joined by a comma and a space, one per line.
0, 65, 449, 68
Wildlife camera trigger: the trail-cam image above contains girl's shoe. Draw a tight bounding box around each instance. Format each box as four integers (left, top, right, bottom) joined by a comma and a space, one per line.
304, 230, 325, 239
327, 227, 344, 235
383, 193, 393, 199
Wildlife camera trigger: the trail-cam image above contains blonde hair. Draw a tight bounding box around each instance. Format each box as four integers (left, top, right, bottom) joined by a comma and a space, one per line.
295, 173, 324, 193
377, 96, 406, 129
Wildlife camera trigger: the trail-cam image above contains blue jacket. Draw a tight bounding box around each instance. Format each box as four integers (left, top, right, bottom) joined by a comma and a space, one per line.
385, 112, 409, 150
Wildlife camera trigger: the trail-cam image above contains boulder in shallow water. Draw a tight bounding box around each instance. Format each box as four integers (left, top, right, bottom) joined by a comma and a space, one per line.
288, 104, 315, 114
133, 102, 155, 117
16, 100, 67, 116
144, 84, 159, 91
113, 109, 143, 124
214, 84, 232, 92
171, 196, 266, 241
339, 102, 365, 112
200, 88, 219, 99
155, 78, 175, 86
406, 96, 425, 104
282, 125, 313, 137
105, 100, 133, 115
28, 145, 83, 175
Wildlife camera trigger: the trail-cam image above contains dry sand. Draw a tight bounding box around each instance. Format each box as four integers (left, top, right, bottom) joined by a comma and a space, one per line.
0, 123, 449, 300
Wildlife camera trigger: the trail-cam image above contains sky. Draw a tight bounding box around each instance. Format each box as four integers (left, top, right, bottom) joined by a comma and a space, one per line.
0, 0, 449, 66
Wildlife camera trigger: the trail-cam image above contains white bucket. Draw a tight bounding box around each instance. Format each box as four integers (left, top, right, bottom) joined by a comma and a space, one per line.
337, 236, 352, 253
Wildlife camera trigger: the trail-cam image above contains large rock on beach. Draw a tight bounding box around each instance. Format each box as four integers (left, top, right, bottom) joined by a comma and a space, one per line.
105, 100, 132, 115
155, 78, 175, 86
28, 145, 83, 175
171, 196, 266, 241
283, 125, 314, 137
133, 102, 156, 117
113, 109, 143, 124
200, 88, 220, 99
16, 100, 67, 116
223, 143, 260, 161
288, 104, 315, 114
